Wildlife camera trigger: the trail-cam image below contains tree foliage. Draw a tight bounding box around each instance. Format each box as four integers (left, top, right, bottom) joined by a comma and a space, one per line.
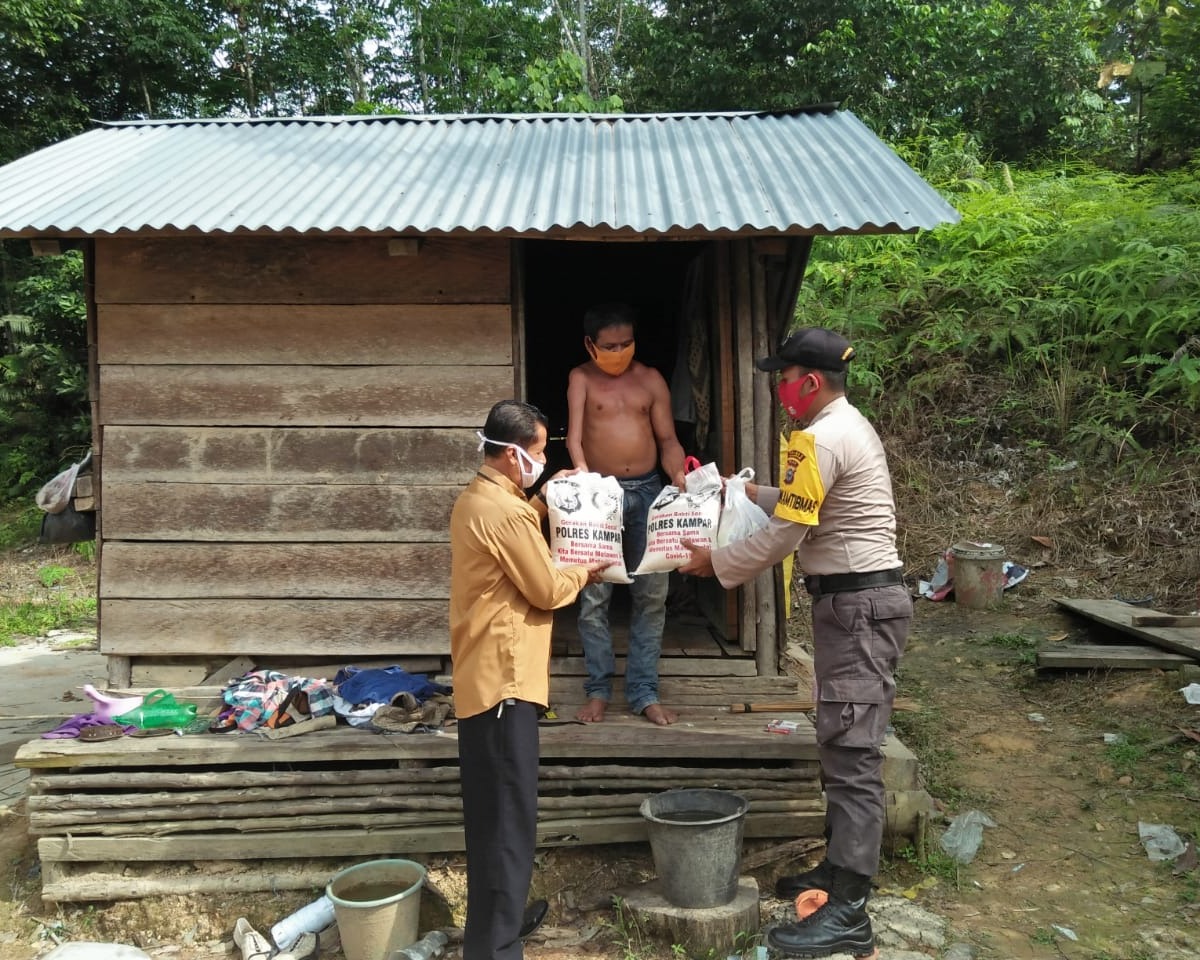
796, 146, 1200, 460
1, 0, 1199, 493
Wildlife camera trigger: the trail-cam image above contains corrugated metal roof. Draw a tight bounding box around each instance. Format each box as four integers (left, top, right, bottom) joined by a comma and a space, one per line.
0, 110, 960, 238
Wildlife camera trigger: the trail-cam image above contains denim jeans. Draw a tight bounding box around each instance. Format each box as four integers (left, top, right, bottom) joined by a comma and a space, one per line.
577, 471, 670, 715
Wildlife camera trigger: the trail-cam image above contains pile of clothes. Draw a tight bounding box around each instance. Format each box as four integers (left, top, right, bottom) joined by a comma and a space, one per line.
212, 666, 453, 734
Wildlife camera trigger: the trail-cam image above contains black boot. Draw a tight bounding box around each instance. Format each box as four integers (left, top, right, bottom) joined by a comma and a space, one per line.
766, 867, 874, 959
773, 858, 835, 900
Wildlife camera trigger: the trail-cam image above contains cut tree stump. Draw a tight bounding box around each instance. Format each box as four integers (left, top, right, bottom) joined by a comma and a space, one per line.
622, 877, 759, 956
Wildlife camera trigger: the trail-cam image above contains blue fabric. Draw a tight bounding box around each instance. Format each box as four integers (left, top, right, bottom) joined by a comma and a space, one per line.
333, 665, 447, 707
577, 472, 669, 714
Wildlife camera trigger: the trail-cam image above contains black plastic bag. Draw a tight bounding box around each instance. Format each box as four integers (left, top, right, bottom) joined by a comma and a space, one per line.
39, 503, 96, 544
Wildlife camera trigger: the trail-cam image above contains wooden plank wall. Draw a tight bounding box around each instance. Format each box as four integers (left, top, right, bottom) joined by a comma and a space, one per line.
94, 236, 514, 678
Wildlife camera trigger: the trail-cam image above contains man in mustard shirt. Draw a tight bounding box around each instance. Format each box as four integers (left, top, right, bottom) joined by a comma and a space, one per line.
680, 329, 910, 960
450, 400, 603, 960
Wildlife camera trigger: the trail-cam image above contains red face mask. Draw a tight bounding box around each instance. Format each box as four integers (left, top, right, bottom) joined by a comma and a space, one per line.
777, 374, 820, 421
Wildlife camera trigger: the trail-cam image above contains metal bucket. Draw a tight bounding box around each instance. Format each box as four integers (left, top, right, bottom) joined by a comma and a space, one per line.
639, 788, 748, 908
951, 541, 1005, 609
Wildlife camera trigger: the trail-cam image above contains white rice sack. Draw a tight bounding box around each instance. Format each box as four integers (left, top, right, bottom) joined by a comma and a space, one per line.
632, 464, 723, 575
546, 473, 632, 584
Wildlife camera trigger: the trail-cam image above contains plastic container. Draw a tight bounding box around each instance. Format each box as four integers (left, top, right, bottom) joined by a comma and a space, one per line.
390, 929, 448, 960
271, 894, 336, 951
950, 541, 1005, 609
639, 788, 748, 908
113, 689, 198, 729
327, 859, 426, 960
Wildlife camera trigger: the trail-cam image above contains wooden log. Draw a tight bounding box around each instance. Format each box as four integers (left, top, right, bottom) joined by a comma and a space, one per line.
537, 764, 811, 781
41, 866, 348, 903
740, 836, 824, 872
99, 363, 512, 428
98, 303, 512, 365
27, 779, 466, 811
30, 766, 462, 791
35, 809, 823, 875
94, 235, 511, 305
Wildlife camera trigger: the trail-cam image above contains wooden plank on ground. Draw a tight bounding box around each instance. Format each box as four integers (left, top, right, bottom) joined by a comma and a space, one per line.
99, 364, 512, 427
99, 599, 451, 657
98, 304, 512, 365
103, 426, 480, 484
1053, 598, 1200, 660
94, 236, 510, 305
101, 483, 458, 541
101, 543, 452, 599
1131, 614, 1200, 628
1036, 643, 1195, 671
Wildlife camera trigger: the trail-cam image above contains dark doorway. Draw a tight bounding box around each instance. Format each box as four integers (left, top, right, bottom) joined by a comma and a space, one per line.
521, 239, 707, 476
521, 239, 732, 656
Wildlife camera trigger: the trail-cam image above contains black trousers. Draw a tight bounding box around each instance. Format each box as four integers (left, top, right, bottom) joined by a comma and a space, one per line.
458, 699, 539, 960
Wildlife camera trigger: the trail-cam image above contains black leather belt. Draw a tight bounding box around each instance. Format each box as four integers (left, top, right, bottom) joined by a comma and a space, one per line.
804, 568, 904, 598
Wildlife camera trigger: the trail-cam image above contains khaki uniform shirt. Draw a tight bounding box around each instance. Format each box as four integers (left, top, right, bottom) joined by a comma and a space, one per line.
449, 464, 589, 719
712, 396, 901, 589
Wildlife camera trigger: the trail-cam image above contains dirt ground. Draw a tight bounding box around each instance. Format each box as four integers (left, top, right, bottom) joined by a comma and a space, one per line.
1, 543, 1199, 960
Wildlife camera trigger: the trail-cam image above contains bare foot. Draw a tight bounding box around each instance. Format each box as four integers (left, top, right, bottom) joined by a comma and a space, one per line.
641, 703, 677, 726
575, 699, 607, 723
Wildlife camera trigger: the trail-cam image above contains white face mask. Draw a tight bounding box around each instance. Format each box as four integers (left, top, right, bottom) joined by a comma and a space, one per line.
476, 432, 545, 489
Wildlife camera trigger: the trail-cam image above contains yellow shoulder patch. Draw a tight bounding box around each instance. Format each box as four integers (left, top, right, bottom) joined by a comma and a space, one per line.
774, 430, 824, 525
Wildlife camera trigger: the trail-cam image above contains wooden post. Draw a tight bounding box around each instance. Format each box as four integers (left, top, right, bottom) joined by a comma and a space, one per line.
732, 240, 756, 654
751, 246, 777, 676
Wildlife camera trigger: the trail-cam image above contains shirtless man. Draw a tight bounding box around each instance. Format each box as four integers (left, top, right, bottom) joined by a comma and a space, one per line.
566, 303, 686, 726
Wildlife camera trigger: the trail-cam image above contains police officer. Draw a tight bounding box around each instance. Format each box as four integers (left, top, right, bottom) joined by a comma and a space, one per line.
679, 328, 911, 960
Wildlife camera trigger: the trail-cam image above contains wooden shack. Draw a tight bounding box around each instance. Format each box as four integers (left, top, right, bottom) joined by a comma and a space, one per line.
0, 109, 958, 900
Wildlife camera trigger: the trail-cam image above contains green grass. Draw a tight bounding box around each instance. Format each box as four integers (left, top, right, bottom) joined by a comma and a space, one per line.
0, 503, 41, 549
36, 564, 74, 588
0, 595, 96, 646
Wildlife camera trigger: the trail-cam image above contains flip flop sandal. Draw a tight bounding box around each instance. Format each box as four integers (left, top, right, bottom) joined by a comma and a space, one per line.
77, 724, 127, 742
41, 713, 108, 739
128, 727, 175, 738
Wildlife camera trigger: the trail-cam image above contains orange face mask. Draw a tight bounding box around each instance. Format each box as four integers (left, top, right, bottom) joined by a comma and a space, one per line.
588, 341, 635, 376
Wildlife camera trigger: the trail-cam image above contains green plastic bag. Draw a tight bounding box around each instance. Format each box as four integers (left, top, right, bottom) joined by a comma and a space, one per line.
114, 689, 198, 729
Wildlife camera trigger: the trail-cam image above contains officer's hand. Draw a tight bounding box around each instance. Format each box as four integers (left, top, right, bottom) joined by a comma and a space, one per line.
677, 540, 715, 578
